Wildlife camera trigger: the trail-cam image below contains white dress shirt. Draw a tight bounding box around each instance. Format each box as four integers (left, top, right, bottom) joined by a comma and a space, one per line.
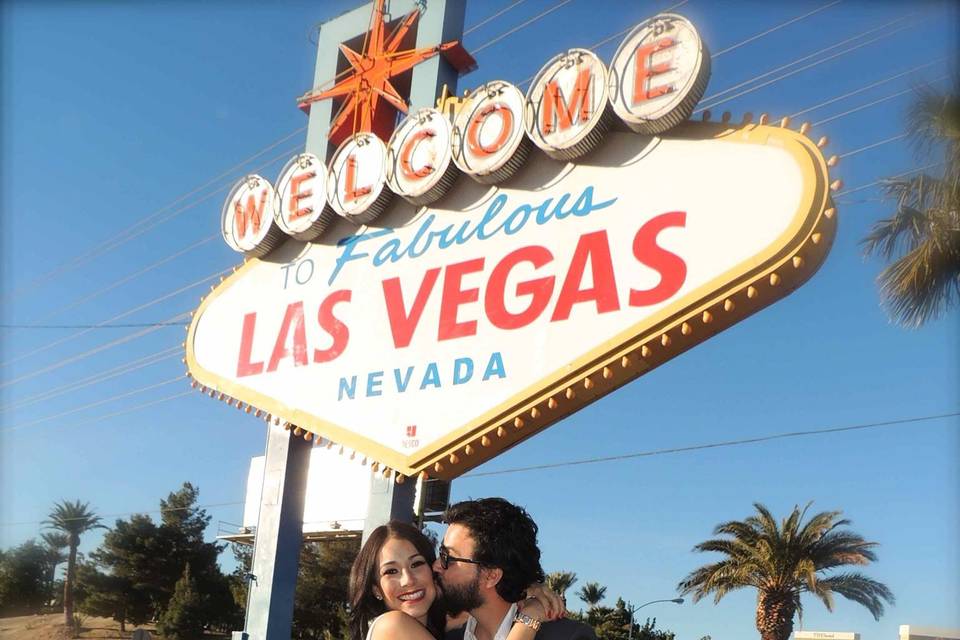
462, 603, 519, 640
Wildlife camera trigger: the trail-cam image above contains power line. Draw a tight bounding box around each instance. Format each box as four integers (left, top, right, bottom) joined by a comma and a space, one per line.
3, 128, 306, 304
29, 235, 219, 325
462, 411, 960, 478
812, 75, 949, 127
711, 0, 843, 58
1, 377, 186, 433
1, 322, 188, 330
833, 162, 944, 198
0, 347, 182, 413
1, 500, 246, 528
0, 310, 191, 390
839, 132, 909, 159
463, 0, 528, 36
3, 410, 956, 525
472, 0, 576, 55
697, 15, 918, 113
790, 58, 945, 119
0, 268, 229, 368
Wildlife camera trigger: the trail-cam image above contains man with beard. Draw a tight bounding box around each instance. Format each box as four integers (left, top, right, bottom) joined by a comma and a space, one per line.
434, 498, 596, 640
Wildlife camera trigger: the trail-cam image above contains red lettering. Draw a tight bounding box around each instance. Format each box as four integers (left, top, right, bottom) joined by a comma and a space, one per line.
236, 312, 264, 377
344, 154, 371, 201
400, 129, 436, 180
467, 103, 513, 157
551, 230, 620, 321
629, 211, 687, 306
288, 171, 316, 221
234, 188, 268, 239
383, 268, 441, 348
314, 290, 352, 363
542, 67, 593, 134
267, 302, 308, 372
486, 246, 555, 330
438, 258, 485, 341
633, 37, 676, 104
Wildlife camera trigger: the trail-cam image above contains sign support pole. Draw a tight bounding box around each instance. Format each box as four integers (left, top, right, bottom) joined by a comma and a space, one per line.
233, 423, 312, 640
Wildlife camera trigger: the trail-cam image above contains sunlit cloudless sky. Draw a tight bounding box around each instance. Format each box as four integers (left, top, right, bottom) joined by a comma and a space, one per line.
1, 1, 958, 639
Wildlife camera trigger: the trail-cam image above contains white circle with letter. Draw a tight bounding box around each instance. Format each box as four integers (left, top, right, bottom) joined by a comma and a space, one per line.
327, 133, 392, 224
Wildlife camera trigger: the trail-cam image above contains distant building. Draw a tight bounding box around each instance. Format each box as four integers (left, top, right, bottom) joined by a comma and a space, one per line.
899, 626, 960, 640
794, 632, 858, 640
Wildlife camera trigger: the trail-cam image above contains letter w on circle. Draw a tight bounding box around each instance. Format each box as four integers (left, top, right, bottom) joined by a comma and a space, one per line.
542, 67, 593, 134
235, 189, 268, 240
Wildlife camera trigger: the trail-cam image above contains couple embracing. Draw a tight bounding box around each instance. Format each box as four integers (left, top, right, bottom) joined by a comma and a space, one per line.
349, 497, 596, 640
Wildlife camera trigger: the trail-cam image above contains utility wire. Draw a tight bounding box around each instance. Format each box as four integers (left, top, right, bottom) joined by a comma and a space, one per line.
1, 323, 189, 330
790, 58, 946, 119
0, 347, 182, 413
0, 310, 190, 390
3, 129, 306, 304
462, 411, 959, 478
833, 162, 944, 198
2, 500, 246, 528
0, 268, 229, 368
711, 0, 843, 58
463, 0, 528, 36
2, 377, 186, 433
812, 76, 949, 127
472, 0, 576, 55
839, 132, 909, 159
697, 15, 918, 112
3, 410, 956, 524
30, 235, 219, 324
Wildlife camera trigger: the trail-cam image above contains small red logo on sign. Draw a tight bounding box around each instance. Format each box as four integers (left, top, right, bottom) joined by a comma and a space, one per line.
406, 425, 417, 437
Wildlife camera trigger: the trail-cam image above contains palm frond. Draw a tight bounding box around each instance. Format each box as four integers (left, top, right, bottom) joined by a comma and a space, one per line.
814, 573, 895, 621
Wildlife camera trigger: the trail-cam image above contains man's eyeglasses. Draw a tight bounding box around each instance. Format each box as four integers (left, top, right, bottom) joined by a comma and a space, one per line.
438, 545, 482, 570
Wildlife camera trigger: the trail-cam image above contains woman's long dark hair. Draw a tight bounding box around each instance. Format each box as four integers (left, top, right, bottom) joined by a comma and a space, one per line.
349, 521, 446, 640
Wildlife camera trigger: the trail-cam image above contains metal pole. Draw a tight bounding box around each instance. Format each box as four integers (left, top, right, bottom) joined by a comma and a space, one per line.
233, 424, 312, 640
627, 598, 684, 640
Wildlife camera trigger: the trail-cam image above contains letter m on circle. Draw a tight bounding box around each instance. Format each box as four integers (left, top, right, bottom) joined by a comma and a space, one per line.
542, 67, 593, 134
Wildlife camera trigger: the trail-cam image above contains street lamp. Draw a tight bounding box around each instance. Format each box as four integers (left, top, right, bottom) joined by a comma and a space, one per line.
626, 598, 684, 640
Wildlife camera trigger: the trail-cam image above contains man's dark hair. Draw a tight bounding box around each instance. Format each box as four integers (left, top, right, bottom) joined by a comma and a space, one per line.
443, 497, 545, 602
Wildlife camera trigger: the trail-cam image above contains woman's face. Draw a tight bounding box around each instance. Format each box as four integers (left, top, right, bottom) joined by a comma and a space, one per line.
375, 536, 437, 624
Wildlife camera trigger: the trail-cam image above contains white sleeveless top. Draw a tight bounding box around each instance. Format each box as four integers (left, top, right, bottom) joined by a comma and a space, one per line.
366, 614, 386, 640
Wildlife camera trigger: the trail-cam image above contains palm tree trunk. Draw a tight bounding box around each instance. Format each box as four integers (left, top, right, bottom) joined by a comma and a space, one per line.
755, 590, 796, 640
64, 538, 77, 630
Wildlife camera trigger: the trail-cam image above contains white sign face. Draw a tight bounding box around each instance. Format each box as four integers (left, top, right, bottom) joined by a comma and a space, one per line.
387, 108, 458, 203
221, 175, 283, 256
242, 446, 372, 533
608, 13, 710, 134
327, 133, 391, 222
525, 48, 611, 158
188, 123, 834, 478
453, 81, 529, 183
275, 153, 331, 240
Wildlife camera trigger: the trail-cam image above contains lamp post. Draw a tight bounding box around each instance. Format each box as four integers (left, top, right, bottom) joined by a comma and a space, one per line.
626, 598, 684, 640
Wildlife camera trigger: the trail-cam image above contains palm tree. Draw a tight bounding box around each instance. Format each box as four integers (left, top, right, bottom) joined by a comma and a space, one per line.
40, 532, 69, 599
862, 82, 960, 327
577, 581, 607, 610
677, 503, 894, 640
44, 500, 106, 631
545, 571, 578, 603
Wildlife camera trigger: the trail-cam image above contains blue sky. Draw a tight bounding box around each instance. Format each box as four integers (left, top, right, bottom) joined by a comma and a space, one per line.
1, 1, 957, 639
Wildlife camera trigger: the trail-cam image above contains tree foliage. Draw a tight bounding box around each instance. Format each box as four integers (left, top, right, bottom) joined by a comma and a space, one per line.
0, 540, 54, 615
578, 581, 607, 608
157, 563, 207, 640
77, 483, 239, 633
677, 503, 894, 640
572, 599, 675, 640
863, 81, 960, 327
545, 570, 578, 599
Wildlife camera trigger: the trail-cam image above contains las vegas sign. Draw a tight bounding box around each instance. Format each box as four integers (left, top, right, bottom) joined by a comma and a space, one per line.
187, 13, 839, 481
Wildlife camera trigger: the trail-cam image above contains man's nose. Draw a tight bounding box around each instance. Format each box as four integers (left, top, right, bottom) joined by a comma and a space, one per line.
432, 558, 443, 573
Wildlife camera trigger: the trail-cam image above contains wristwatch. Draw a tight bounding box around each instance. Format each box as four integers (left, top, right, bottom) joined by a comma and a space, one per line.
514, 611, 542, 631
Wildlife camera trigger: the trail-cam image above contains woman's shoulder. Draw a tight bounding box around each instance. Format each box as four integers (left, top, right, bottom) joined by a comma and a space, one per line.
368, 610, 434, 640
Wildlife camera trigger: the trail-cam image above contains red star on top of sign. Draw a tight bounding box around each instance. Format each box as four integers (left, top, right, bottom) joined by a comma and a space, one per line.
297, 0, 476, 148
